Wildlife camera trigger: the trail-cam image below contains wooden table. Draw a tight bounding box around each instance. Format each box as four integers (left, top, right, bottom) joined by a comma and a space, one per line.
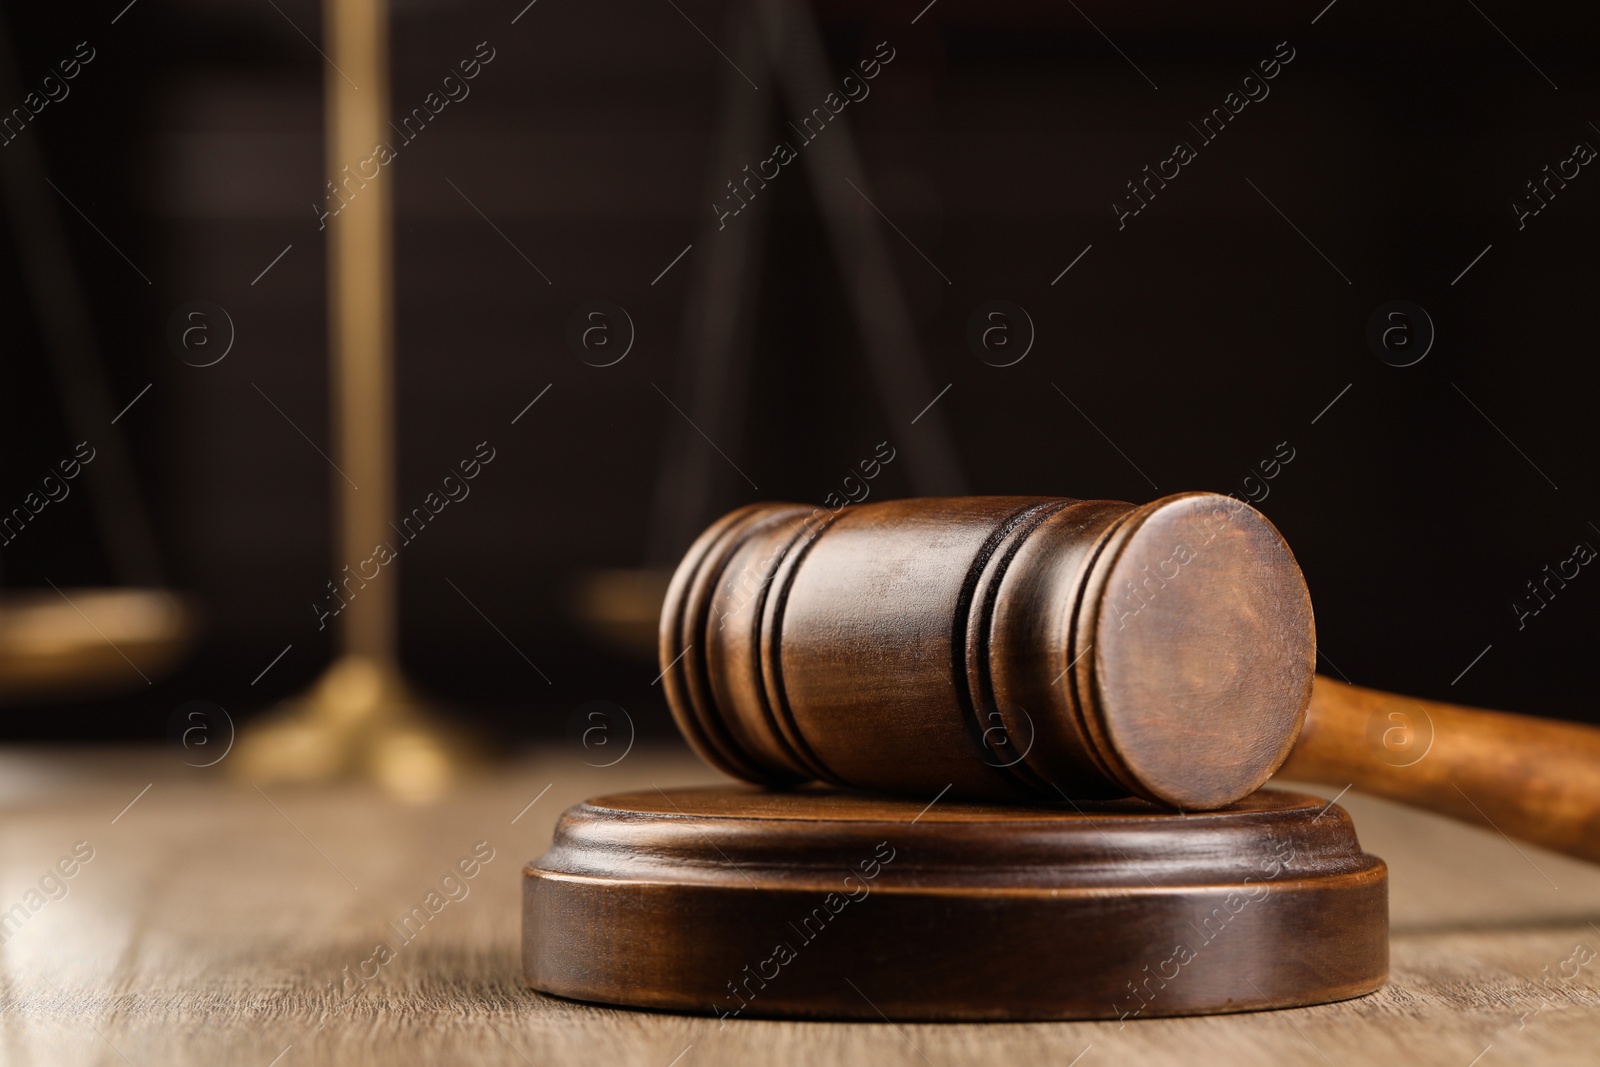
1, 746, 1596, 1065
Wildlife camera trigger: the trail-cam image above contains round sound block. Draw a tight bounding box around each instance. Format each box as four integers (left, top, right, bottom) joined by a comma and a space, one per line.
523, 786, 1387, 1021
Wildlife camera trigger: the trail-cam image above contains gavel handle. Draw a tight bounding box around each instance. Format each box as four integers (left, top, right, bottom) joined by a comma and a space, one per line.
1278, 675, 1600, 864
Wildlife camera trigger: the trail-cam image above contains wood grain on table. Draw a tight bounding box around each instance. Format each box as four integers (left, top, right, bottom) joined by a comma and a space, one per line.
0, 746, 1596, 1067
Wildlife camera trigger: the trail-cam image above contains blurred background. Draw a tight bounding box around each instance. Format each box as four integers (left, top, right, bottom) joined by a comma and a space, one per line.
0, 0, 1595, 749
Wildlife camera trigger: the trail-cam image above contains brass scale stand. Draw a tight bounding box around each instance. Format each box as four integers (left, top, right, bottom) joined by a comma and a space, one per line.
234, 0, 464, 800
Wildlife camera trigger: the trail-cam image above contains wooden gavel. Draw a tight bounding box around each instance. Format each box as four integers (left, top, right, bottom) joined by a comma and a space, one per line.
660, 494, 1600, 863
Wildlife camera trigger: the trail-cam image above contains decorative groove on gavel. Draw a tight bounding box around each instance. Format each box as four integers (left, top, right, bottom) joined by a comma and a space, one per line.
660, 494, 1600, 864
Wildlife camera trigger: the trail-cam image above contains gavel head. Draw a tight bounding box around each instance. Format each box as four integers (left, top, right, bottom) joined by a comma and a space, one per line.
659, 494, 1315, 810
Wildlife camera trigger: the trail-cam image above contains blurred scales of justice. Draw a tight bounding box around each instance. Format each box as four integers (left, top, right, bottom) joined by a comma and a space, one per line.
0, 0, 611, 801
0, 0, 459, 799
0, 0, 959, 802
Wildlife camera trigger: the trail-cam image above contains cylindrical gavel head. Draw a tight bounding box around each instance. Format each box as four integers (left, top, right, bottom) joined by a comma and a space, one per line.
659, 494, 1315, 810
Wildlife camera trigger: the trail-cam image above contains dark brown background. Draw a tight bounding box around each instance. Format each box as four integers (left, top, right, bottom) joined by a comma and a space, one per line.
1, 0, 1594, 742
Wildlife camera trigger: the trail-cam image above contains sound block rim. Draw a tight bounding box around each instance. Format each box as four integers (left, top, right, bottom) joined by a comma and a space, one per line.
523, 786, 1387, 1022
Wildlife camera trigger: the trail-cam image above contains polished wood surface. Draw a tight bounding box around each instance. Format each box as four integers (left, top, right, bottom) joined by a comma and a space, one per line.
661, 494, 1315, 810
1, 746, 1597, 1065
1281, 676, 1600, 864
525, 785, 1386, 1020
